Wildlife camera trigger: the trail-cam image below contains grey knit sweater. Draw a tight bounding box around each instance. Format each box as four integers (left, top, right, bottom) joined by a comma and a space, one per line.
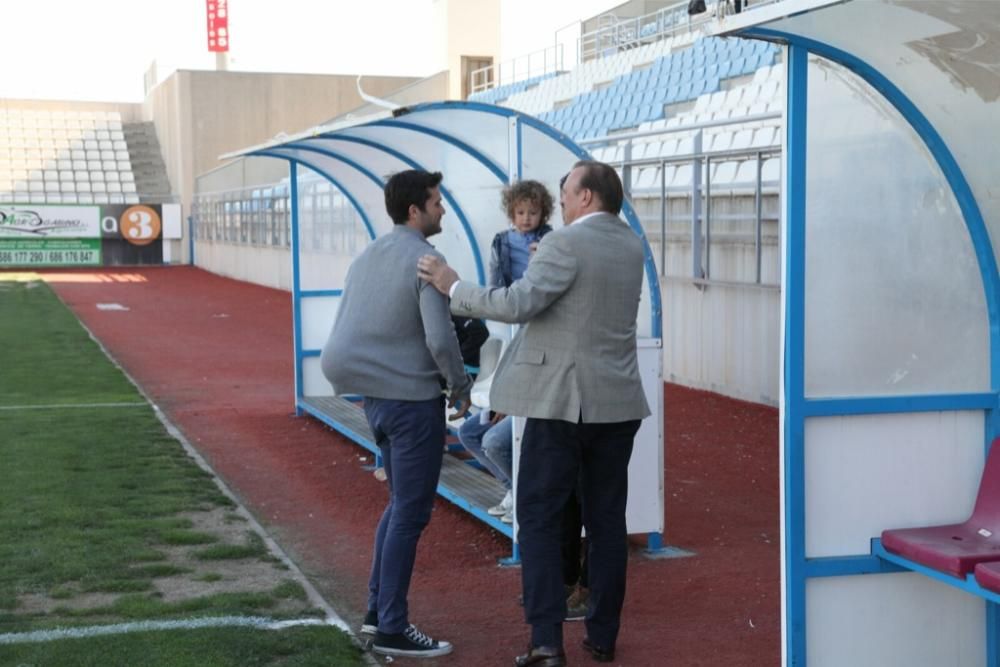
320, 225, 473, 401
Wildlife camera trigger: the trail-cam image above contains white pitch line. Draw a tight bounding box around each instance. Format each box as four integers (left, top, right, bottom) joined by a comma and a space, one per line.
0, 402, 148, 411
0, 616, 333, 645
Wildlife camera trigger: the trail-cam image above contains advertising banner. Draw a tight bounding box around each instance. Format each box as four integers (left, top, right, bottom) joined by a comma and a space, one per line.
0, 206, 101, 239
0, 204, 165, 267
207, 0, 229, 52
0, 238, 102, 267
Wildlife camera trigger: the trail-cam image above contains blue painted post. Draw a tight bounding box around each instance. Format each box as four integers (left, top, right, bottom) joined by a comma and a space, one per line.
289, 162, 304, 416
784, 44, 809, 667
187, 215, 195, 265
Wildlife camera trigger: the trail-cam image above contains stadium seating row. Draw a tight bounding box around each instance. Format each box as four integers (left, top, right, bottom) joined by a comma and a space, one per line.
0, 192, 141, 204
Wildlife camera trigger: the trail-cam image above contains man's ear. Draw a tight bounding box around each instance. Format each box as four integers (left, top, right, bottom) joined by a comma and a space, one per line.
407, 203, 420, 222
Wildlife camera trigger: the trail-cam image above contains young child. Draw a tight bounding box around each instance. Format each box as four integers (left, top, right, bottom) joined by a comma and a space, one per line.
459, 180, 555, 523
489, 179, 555, 289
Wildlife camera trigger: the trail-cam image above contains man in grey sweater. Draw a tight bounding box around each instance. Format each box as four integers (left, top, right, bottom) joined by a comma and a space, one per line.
321, 170, 472, 659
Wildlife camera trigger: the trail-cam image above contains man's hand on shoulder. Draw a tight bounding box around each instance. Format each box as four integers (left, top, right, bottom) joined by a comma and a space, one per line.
417, 254, 459, 296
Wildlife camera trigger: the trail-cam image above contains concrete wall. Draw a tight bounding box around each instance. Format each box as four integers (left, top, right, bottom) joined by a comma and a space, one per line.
193, 240, 291, 291
433, 0, 501, 100
145, 70, 421, 263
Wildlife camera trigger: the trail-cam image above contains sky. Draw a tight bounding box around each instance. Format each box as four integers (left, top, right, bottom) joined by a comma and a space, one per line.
0, 0, 623, 103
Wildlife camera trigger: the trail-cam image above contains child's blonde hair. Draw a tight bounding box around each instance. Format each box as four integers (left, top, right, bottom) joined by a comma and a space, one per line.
500, 180, 554, 225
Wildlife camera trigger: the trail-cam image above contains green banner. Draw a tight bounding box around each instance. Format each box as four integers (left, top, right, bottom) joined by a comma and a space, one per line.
0, 238, 102, 266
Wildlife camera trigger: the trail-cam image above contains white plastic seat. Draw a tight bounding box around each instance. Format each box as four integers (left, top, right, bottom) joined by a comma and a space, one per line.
43, 169, 58, 181
122, 182, 137, 193
60, 181, 76, 193
730, 129, 754, 151
709, 131, 732, 152
29, 181, 44, 192
124, 193, 140, 204
45, 194, 63, 204
711, 161, 739, 186
471, 338, 507, 409
93, 193, 109, 204
91, 181, 107, 193
106, 182, 122, 193
109, 193, 125, 204
102, 161, 117, 171
90, 171, 105, 182
114, 150, 130, 161
44, 180, 60, 192
105, 171, 120, 182
120, 172, 135, 183
76, 182, 92, 193
74, 171, 90, 181
752, 126, 777, 148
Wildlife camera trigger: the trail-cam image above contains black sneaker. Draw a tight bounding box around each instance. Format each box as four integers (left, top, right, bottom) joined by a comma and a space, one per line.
360, 609, 377, 636
372, 623, 453, 658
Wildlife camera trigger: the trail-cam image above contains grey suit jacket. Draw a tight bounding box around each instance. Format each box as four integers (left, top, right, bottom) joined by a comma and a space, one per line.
451, 213, 651, 423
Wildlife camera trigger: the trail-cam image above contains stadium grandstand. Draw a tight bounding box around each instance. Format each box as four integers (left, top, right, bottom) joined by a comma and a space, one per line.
4, 0, 999, 665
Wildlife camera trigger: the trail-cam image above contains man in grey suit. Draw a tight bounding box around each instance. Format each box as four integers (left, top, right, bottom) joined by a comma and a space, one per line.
322, 169, 472, 659
418, 161, 651, 666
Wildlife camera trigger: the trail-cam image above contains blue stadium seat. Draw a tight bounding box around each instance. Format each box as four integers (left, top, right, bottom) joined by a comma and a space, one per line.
623, 106, 639, 127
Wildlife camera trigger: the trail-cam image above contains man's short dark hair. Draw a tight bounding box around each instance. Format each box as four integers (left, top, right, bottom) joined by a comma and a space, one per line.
572, 160, 624, 215
384, 170, 443, 224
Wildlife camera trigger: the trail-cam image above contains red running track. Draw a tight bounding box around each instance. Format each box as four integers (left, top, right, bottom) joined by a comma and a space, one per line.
41, 266, 779, 666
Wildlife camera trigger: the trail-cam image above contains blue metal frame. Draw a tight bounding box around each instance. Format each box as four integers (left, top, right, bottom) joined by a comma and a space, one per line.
873, 539, 1000, 606
248, 101, 666, 561
368, 119, 509, 183
783, 43, 809, 666
253, 150, 376, 240
737, 27, 1000, 667
288, 162, 304, 410
318, 134, 487, 286
252, 149, 377, 241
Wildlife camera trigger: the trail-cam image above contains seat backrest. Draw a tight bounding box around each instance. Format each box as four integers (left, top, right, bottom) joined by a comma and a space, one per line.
475, 338, 505, 383
972, 437, 1000, 520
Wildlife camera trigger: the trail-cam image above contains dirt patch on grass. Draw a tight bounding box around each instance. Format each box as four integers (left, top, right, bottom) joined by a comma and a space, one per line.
13, 507, 314, 619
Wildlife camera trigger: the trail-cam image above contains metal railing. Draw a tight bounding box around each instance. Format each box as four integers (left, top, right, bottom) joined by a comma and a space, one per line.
191, 179, 368, 253
580, 112, 783, 289
470, 44, 564, 96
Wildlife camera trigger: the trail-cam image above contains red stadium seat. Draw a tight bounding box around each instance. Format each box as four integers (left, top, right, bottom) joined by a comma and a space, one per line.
881, 438, 1000, 578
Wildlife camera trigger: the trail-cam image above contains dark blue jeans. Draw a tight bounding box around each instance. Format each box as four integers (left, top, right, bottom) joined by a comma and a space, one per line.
363, 395, 446, 634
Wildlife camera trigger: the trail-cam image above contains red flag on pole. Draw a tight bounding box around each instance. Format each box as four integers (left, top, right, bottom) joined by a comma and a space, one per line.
207, 0, 229, 52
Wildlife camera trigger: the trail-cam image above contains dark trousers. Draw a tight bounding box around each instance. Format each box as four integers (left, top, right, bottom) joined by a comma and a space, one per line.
518, 417, 640, 650
562, 485, 588, 588
363, 396, 446, 634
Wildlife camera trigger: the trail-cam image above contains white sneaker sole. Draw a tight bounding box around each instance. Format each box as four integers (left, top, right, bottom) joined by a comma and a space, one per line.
372, 641, 454, 658
360, 623, 377, 635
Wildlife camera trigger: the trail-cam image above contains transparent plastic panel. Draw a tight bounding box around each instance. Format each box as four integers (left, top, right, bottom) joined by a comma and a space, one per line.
343, 125, 505, 287
291, 165, 374, 292
804, 56, 988, 396
520, 124, 657, 339
307, 137, 412, 187
766, 1, 1000, 279
402, 108, 513, 179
